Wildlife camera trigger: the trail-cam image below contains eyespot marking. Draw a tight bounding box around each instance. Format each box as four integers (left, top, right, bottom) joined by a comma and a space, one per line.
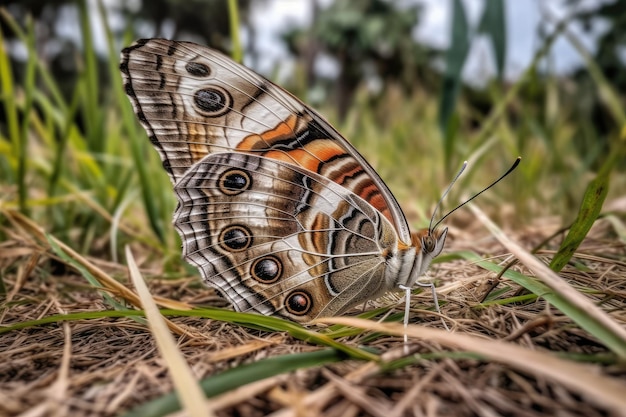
194, 87, 231, 116
218, 169, 251, 196
186, 62, 211, 77
285, 290, 313, 316
251, 256, 282, 284
219, 225, 252, 252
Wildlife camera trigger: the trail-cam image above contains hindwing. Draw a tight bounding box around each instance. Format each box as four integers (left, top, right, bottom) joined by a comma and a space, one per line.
174, 152, 398, 321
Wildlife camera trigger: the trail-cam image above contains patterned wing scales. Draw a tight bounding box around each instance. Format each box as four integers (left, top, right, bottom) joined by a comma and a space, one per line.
174, 153, 398, 321
120, 38, 410, 241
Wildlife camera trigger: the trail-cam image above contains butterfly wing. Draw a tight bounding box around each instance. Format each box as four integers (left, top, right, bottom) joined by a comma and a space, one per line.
175, 152, 398, 321
120, 38, 411, 243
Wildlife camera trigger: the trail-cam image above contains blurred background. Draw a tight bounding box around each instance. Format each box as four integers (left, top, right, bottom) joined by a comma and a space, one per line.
1, 0, 625, 261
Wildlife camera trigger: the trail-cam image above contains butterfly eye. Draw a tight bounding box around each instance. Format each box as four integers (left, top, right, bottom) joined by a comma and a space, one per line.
422, 235, 436, 253
285, 290, 313, 316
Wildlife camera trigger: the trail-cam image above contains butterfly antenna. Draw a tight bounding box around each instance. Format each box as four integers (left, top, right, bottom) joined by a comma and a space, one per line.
432, 157, 521, 231
428, 161, 468, 232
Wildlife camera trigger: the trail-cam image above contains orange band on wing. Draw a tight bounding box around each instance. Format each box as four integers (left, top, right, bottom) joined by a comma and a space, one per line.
238, 116, 394, 224
242, 130, 348, 175
237, 114, 299, 151
333, 163, 362, 185
358, 183, 389, 220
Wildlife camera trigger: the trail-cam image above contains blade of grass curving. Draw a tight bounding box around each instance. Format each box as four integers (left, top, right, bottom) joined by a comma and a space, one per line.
319, 317, 626, 415
455, 251, 560, 300
158, 308, 378, 362
47, 235, 135, 313
1, 302, 376, 361
459, 249, 626, 357
120, 349, 344, 417
126, 246, 212, 417
0, 306, 378, 362
550, 133, 625, 272
0, 310, 148, 335
0, 309, 364, 336
2, 209, 190, 325
480, 292, 538, 306
468, 205, 626, 359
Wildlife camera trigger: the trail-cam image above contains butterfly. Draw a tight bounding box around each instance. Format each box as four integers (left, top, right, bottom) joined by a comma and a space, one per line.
120, 38, 448, 323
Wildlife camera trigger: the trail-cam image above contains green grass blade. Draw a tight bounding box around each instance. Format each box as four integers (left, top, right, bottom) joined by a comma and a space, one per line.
126, 115, 168, 243
158, 308, 379, 361
227, 0, 242, 62
549, 137, 623, 272
46, 235, 142, 316
0, 16, 19, 184
48, 87, 80, 199
439, 0, 470, 168
470, 18, 567, 151
0, 303, 376, 361
478, 0, 506, 79
116, 11, 170, 242
479, 293, 539, 306
458, 248, 626, 359
120, 349, 345, 417
456, 251, 555, 299
17, 16, 37, 214
0, 9, 68, 114
549, 12, 626, 126
78, 0, 103, 153
0, 310, 142, 334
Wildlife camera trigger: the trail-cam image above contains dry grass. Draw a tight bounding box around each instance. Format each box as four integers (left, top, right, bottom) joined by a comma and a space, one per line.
1, 208, 625, 417
2, 4, 625, 415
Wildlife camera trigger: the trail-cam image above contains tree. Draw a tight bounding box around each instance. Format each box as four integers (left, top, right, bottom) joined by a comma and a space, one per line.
283, 0, 434, 120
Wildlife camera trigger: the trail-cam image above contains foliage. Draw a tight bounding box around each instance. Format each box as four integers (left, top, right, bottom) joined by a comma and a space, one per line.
565, 0, 626, 163
1, 2, 626, 416
2, 0, 255, 99
0, 0, 625, 256
283, 0, 437, 120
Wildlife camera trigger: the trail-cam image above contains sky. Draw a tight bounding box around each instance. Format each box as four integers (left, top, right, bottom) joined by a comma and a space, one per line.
246, 0, 614, 84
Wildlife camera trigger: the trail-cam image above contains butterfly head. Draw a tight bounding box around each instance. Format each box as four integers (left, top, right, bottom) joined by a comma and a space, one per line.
415, 156, 521, 262
396, 226, 448, 289
402, 158, 518, 286
411, 227, 448, 259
